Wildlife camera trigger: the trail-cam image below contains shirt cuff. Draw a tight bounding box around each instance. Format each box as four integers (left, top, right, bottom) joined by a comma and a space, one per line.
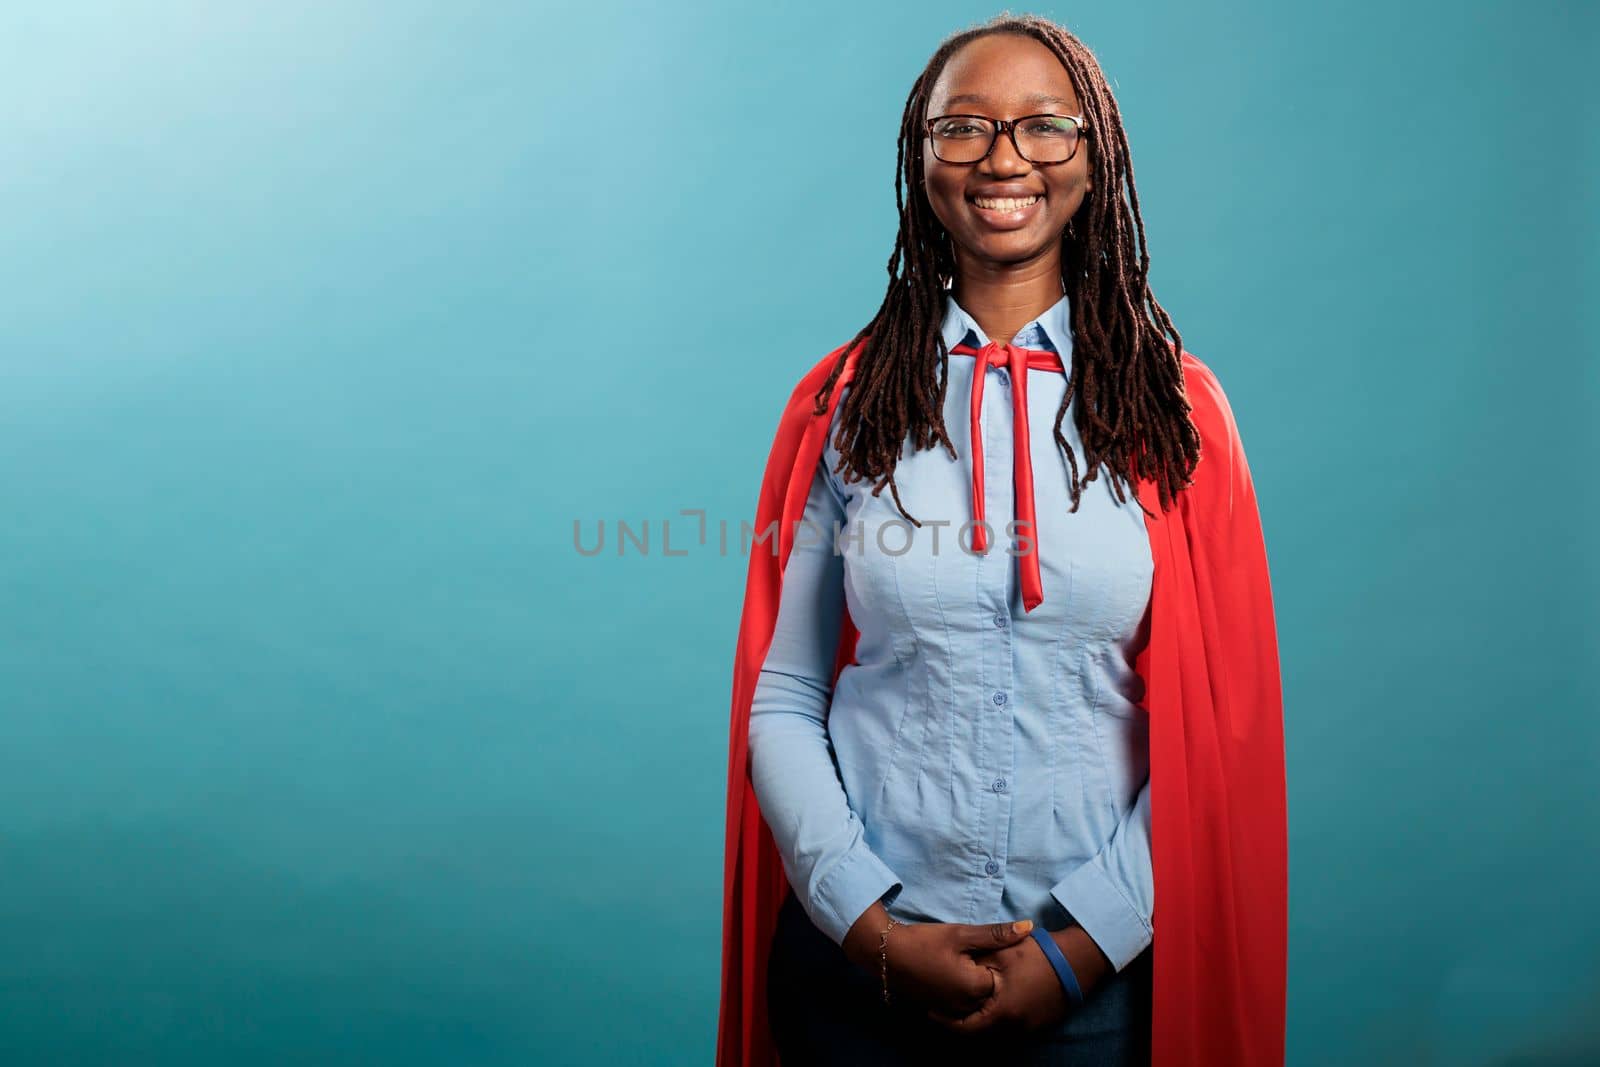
1049, 857, 1153, 973
807, 844, 904, 947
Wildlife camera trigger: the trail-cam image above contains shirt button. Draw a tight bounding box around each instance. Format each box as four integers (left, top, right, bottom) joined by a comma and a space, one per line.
992, 777, 1007, 793
992, 691, 1007, 706
992, 614, 1007, 629
984, 859, 1000, 876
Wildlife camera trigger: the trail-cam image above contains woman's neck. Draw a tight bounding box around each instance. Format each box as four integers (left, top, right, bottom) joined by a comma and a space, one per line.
951, 266, 1064, 346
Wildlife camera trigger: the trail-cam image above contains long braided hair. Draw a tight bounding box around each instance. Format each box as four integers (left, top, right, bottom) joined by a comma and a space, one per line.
813, 14, 1201, 520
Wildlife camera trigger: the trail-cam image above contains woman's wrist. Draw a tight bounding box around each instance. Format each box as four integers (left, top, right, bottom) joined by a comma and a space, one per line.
1050, 924, 1112, 999
842, 900, 893, 972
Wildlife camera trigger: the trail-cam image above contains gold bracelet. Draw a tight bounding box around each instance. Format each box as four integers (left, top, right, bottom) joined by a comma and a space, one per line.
878, 916, 901, 1004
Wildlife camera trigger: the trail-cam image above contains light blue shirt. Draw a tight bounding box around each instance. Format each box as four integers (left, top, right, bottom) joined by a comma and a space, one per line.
746, 290, 1156, 972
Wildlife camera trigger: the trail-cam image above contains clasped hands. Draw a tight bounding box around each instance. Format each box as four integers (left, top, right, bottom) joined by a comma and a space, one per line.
846, 906, 1096, 1040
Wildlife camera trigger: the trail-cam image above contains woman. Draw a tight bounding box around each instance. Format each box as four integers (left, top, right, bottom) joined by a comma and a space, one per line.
717, 15, 1286, 1067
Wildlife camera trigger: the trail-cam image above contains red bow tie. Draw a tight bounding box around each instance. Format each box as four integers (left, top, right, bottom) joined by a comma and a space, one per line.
948, 339, 1066, 613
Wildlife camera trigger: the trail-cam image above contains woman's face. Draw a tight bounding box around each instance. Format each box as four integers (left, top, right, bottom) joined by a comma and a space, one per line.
921, 34, 1093, 272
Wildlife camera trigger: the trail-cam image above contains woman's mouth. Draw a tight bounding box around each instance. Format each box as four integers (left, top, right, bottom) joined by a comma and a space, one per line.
968, 193, 1044, 230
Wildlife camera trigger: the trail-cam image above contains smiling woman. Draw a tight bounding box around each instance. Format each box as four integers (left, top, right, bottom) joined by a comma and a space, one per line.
925, 71, 1095, 259
717, 13, 1287, 1067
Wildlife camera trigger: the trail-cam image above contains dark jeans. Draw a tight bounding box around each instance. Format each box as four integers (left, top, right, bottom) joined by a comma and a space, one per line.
767, 888, 1152, 1066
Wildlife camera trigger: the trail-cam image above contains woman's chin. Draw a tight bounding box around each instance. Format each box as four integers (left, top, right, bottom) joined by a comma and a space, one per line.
967, 230, 1057, 264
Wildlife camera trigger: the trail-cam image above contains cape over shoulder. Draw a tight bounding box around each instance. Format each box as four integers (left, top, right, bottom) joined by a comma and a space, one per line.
780, 342, 1231, 439
1173, 350, 1254, 536
773, 342, 1242, 524
777, 342, 861, 430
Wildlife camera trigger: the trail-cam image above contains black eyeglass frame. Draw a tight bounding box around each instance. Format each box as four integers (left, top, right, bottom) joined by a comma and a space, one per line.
923, 113, 1092, 166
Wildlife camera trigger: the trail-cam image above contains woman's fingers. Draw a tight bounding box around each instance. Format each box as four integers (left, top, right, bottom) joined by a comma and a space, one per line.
927, 972, 1007, 1033
926, 1001, 986, 1030
960, 918, 1034, 952
952, 960, 996, 1011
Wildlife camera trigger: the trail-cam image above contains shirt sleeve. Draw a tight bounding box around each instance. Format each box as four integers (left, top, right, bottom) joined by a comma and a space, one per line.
1048, 773, 1154, 972
747, 455, 904, 947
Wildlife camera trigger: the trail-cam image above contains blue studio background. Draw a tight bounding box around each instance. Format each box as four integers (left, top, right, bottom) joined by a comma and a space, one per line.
1, 2, 1596, 1065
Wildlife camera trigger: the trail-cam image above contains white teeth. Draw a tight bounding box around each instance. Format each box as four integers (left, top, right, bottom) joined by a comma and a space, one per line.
974, 195, 1041, 211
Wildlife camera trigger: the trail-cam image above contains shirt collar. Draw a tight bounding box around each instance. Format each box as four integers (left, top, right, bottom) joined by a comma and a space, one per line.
939, 288, 1074, 356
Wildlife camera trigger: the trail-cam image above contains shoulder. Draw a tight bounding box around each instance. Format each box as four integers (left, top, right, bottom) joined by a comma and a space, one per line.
796, 339, 861, 395
754, 340, 860, 486
1175, 348, 1255, 528
774, 339, 861, 427
1178, 349, 1239, 448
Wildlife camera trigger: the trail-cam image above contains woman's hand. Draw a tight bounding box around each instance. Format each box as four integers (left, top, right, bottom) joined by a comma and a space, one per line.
928, 926, 1110, 1037
842, 903, 1036, 1018
924, 934, 1070, 1036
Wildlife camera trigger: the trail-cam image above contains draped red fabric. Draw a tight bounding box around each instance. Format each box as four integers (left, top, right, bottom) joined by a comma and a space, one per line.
716, 338, 1287, 1067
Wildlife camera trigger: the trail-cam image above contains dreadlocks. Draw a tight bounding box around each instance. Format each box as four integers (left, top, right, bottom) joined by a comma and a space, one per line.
812, 14, 1202, 521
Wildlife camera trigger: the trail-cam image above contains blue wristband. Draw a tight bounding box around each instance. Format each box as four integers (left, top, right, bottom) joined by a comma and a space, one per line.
1028, 926, 1085, 1005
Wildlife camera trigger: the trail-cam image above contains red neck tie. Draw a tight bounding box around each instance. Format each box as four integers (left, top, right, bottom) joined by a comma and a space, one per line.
949, 339, 1065, 613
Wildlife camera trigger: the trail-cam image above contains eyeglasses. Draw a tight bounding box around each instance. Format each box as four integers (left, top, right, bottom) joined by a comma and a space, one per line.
924, 113, 1090, 165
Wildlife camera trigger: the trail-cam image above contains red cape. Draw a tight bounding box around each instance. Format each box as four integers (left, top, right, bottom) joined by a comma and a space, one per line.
716, 339, 1288, 1066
